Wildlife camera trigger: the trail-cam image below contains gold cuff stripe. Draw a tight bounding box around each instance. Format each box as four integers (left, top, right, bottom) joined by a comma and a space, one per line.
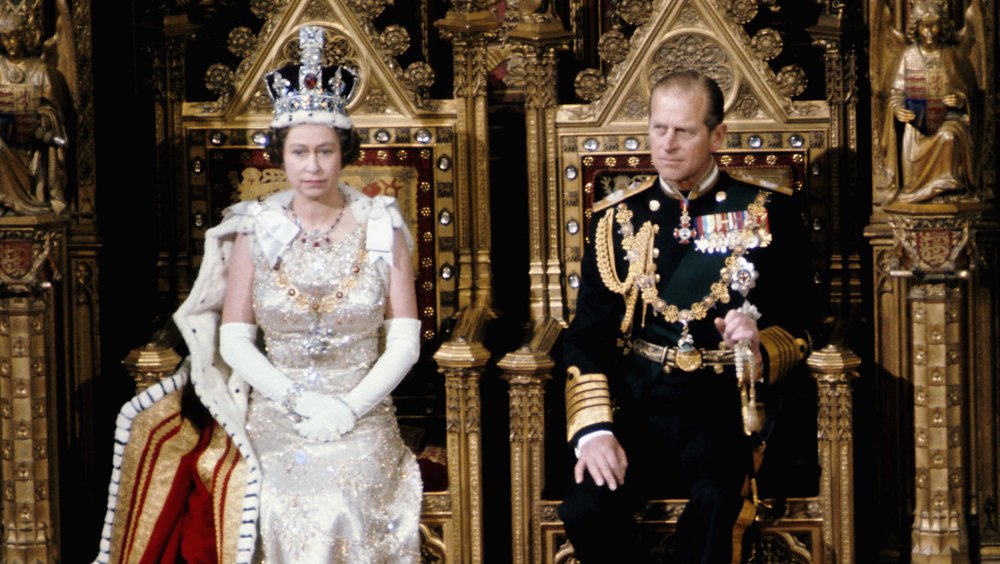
567, 397, 614, 419
567, 383, 611, 395
760, 326, 807, 383
566, 388, 612, 407
565, 366, 613, 441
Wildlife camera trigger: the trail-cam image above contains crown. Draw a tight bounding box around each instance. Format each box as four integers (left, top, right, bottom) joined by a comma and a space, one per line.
264, 26, 357, 129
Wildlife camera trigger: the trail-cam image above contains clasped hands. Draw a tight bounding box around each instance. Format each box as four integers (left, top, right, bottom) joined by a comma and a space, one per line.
574, 310, 761, 490
894, 92, 964, 123
291, 391, 357, 442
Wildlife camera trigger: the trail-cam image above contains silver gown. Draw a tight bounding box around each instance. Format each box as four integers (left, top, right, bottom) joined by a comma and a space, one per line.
245, 224, 421, 563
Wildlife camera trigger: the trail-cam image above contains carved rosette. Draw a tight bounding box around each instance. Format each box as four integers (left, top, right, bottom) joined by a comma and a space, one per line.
909, 283, 966, 557
250, 0, 282, 20
678, 3, 700, 25
649, 34, 735, 98
597, 29, 629, 65
303, 0, 335, 19
732, 84, 762, 119
204, 63, 235, 97
620, 93, 649, 121
346, 0, 388, 21
573, 69, 607, 102
378, 25, 411, 56
227, 27, 257, 58
724, 0, 758, 24
750, 28, 783, 60
616, 0, 652, 26
775, 64, 808, 97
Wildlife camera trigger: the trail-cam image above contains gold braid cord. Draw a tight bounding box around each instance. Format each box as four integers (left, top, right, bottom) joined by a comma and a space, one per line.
594, 205, 654, 334
759, 326, 810, 383
565, 366, 613, 442
639, 191, 770, 326
594, 192, 771, 334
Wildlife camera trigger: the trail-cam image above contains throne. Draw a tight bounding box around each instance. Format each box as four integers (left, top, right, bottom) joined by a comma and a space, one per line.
498, 2, 861, 562
105, 14, 479, 563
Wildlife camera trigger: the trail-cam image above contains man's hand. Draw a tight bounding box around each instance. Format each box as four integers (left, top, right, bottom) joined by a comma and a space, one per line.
575, 434, 628, 491
714, 308, 762, 367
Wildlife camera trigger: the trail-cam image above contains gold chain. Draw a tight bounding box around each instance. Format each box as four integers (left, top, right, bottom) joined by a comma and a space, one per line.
593, 191, 770, 331
274, 238, 369, 314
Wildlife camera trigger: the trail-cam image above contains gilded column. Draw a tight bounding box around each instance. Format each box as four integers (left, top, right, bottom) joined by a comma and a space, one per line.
508, 9, 572, 325
436, 4, 500, 312
885, 204, 986, 562
808, 343, 861, 564
433, 306, 490, 563
908, 281, 965, 559
891, 207, 979, 562
0, 217, 68, 561
498, 318, 560, 564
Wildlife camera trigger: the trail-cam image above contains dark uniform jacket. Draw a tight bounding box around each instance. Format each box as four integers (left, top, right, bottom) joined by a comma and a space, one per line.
564, 171, 815, 446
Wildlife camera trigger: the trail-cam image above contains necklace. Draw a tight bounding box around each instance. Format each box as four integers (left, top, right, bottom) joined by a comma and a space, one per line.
595, 191, 770, 336
289, 194, 346, 247
274, 231, 368, 314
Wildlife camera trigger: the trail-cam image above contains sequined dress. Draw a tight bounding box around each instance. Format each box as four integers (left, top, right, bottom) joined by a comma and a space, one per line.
245, 221, 421, 563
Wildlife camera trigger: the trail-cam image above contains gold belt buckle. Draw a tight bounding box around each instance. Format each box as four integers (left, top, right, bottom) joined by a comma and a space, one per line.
675, 348, 703, 372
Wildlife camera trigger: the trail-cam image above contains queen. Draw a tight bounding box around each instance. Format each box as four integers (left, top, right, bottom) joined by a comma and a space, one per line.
96, 26, 422, 563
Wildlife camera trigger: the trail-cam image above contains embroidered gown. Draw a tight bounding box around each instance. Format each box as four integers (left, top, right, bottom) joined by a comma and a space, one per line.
244, 217, 421, 563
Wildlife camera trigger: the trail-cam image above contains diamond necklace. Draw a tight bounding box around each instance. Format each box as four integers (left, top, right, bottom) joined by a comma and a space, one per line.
289, 192, 346, 247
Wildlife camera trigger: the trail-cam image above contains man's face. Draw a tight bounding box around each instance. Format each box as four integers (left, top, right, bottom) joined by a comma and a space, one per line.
648, 86, 726, 191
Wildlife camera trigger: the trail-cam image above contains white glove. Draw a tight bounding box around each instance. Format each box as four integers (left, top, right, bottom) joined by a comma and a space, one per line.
219, 322, 296, 404
293, 392, 356, 441
341, 318, 420, 418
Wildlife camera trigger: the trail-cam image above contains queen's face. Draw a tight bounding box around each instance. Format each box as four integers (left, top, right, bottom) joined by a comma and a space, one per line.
282, 124, 343, 202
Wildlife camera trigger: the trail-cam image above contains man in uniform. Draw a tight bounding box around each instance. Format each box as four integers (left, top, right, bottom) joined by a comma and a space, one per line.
558, 71, 814, 563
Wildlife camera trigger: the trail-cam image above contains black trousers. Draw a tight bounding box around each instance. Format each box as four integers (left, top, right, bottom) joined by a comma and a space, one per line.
558, 370, 750, 564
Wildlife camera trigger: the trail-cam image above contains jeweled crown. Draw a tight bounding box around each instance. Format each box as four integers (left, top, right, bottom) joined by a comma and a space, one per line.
264, 26, 357, 129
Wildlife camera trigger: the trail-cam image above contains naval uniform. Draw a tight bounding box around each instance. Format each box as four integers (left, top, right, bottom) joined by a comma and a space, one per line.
559, 165, 815, 564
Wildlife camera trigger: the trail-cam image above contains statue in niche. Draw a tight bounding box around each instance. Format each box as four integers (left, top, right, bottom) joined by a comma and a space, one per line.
0, 1, 75, 216
872, 0, 987, 205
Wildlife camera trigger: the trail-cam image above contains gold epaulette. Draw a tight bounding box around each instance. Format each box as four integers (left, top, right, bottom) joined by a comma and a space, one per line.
759, 326, 811, 383
565, 366, 613, 442
592, 175, 657, 213
727, 171, 794, 196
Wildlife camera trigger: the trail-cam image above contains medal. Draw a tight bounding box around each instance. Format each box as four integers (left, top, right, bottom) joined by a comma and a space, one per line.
674, 197, 696, 244
675, 325, 703, 372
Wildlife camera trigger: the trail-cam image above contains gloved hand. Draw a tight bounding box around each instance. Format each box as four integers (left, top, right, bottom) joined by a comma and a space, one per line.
293, 391, 356, 441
